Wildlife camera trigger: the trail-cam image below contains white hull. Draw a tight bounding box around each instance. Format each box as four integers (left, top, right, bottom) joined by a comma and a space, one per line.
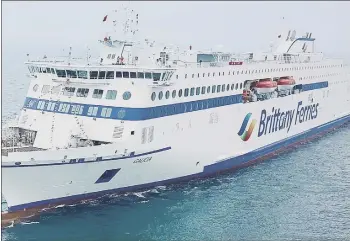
3, 84, 350, 212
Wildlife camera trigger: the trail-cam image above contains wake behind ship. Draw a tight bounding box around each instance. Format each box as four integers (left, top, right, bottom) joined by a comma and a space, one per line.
2, 9, 350, 223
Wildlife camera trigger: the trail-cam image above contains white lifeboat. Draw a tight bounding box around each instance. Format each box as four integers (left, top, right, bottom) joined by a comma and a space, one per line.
255, 78, 277, 94
277, 76, 296, 91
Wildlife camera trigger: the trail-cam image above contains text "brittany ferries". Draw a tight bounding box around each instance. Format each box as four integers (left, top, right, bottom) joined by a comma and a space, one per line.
258, 101, 319, 137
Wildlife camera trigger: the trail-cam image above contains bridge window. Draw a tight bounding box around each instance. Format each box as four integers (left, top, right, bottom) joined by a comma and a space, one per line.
151, 92, 156, 101
116, 71, 122, 78
46, 68, 51, 74
172, 90, 176, 98
93, 89, 104, 99
123, 91, 132, 100
106, 71, 114, 79
123, 72, 129, 78
190, 87, 195, 96
41, 85, 50, 94
138, 72, 144, 79
158, 91, 163, 100
63, 87, 76, 96
90, 71, 98, 79
153, 73, 161, 81
184, 88, 189, 97
77, 70, 88, 79
27, 66, 34, 73
51, 68, 56, 74
165, 90, 170, 99
106, 90, 117, 100
56, 69, 67, 78
98, 71, 106, 79
145, 72, 152, 79
130, 72, 137, 78
67, 70, 77, 78
76, 88, 89, 97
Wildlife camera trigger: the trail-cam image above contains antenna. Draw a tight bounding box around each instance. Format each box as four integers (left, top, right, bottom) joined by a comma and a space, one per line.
68, 47, 72, 66
286, 30, 291, 41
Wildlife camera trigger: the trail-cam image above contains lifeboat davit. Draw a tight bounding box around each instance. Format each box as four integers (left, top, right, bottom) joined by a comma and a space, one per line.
255, 78, 277, 94
277, 76, 296, 91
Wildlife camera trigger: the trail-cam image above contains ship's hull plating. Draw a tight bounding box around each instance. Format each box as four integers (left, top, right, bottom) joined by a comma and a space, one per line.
2, 82, 350, 213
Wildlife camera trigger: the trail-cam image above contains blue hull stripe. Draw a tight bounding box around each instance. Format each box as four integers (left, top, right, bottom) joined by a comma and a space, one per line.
22, 81, 328, 121
2, 147, 172, 168
6, 113, 349, 212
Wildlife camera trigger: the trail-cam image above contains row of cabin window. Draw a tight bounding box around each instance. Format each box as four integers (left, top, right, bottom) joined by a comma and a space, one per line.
40, 85, 120, 100
151, 83, 244, 101
61, 87, 131, 100
28, 66, 162, 81
175, 64, 343, 79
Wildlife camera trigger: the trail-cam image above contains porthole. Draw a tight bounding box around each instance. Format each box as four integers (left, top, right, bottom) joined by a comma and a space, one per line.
123, 91, 132, 100
231, 84, 234, 90
151, 92, 156, 101
178, 89, 183, 97
221, 85, 225, 92
226, 84, 230, 91
158, 91, 163, 100
235, 84, 238, 90
192, 74, 194, 78
165, 90, 170, 99
222, 72, 224, 76
240, 83, 243, 89
172, 90, 176, 98
33, 84, 39, 92
207, 86, 211, 93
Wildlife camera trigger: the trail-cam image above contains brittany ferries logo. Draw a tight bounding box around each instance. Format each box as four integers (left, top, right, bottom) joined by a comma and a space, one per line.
238, 101, 320, 141
237, 113, 257, 141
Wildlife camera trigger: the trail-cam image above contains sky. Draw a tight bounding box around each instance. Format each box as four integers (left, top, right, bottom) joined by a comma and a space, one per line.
3, 1, 350, 58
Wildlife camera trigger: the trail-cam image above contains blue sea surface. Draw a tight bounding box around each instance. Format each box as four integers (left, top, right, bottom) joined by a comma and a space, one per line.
2, 63, 350, 240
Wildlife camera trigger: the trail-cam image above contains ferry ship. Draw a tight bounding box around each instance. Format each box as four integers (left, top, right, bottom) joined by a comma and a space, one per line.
2, 10, 350, 221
